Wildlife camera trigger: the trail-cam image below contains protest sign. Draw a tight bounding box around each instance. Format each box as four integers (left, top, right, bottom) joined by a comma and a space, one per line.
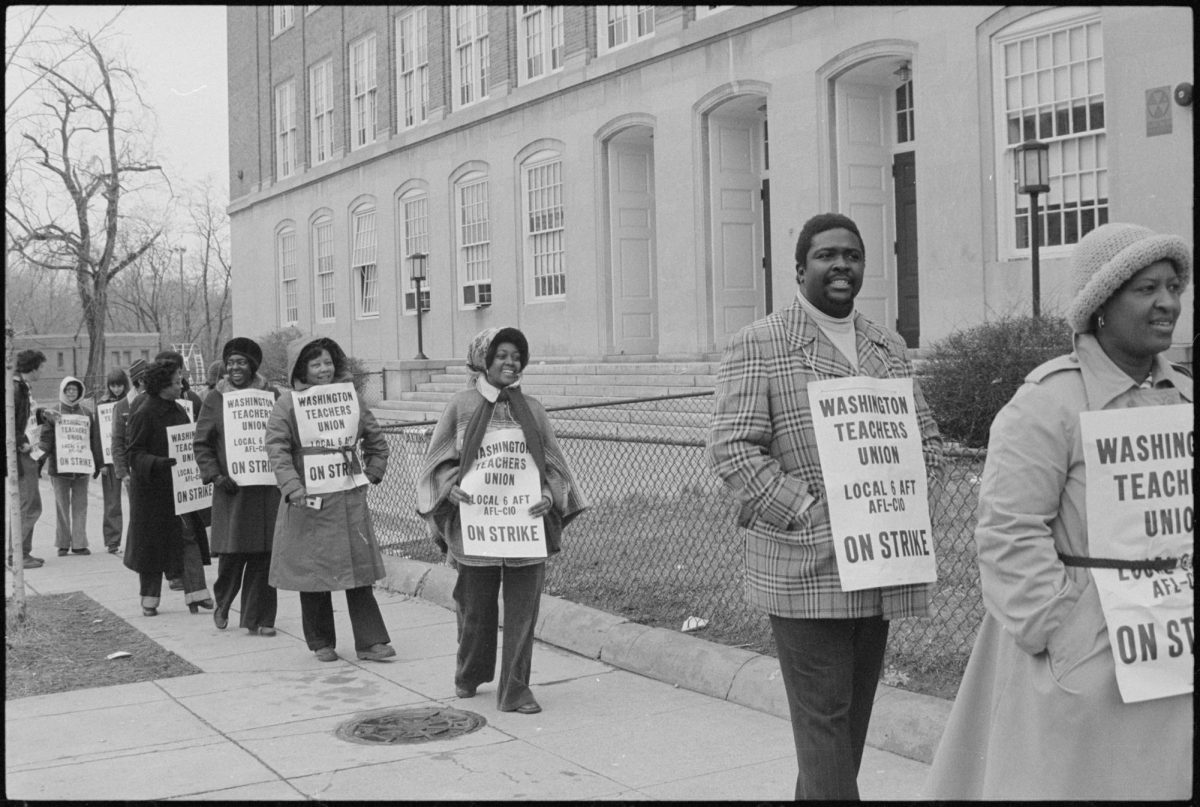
222, 389, 276, 485
1080, 404, 1193, 703
54, 413, 95, 474
97, 402, 116, 464
458, 428, 546, 559
293, 382, 368, 494
808, 376, 936, 591
167, 422, 212, 514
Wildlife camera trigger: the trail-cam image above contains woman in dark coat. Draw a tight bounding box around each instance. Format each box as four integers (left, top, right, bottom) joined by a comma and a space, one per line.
195, 337, 282, 636
124, 360, 214, 616
266, 336, 394, 662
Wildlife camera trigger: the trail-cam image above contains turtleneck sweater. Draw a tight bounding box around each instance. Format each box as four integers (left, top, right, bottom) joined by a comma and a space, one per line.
796, 290, 858, 372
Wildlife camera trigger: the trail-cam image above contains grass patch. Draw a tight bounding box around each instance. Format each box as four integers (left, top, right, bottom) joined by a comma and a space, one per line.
6, 592, 202, 700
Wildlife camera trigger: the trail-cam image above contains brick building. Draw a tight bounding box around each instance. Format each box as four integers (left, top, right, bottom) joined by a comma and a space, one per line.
226, 5, 1194, 371
11, 332, 161, 404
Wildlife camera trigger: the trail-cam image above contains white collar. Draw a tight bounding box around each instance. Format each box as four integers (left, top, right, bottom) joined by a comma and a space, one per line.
475, 376, 520, 403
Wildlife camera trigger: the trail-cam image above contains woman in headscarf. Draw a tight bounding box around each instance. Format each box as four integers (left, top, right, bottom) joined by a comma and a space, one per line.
417, 327, 588, 714
266, 335, 394, 662
926, 223, 1193, 799
195, 337, 282, 636
124, 359, 214, 616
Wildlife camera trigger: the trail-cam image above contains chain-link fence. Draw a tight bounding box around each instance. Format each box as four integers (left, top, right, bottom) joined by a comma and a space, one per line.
368, 392, 985, 699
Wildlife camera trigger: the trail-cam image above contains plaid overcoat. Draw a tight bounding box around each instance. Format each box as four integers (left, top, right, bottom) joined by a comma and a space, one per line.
707, 296, 943, 619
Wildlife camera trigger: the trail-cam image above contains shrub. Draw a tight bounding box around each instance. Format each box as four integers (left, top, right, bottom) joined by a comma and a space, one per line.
920, 315, 1073, 448
256, 325, 369, 398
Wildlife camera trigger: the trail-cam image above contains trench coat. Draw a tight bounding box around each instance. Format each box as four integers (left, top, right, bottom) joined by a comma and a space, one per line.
123, 395, 212, 575
926, 335, 1193, 800
265, 342, 389, 593
193, 373, 282, 554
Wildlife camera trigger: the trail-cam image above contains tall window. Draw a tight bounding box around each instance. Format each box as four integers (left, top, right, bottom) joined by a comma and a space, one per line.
396, 8, 429, 129
310, 60, 334, 165
996, 11, 1106, 255
278, 227, 298, 324
400, 191, 430, 313
351, 205, 378, 317
313, 217, 335, 321
272, 5, 294, 35
349, 34, 378, 149
598, 6, 654, 54
895, 77, 914, 145
275, 81, 297, 179
519, 6, 564, 84
457, 173, 491, 307
524, 155, 565, 298
452, 6, 489, 108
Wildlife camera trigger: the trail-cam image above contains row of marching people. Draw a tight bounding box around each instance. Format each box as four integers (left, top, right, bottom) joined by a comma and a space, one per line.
120, 335, 397, 662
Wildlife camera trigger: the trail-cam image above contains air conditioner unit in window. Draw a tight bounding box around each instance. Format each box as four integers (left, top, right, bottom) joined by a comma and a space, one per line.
462, 282, 492, 308
404, 291, 430, 312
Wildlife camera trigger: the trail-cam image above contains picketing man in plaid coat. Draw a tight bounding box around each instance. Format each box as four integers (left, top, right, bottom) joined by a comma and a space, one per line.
707, 213, 943, 800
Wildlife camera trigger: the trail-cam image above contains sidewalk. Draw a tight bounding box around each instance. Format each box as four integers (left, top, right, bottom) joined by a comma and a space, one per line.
6, 477, 939, 800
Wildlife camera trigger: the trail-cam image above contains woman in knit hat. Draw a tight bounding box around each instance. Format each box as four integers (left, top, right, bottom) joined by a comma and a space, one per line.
417, 327, 588, 714
198, 360, 226, 405
195, 337, 283, 636
927, 223, 1192, 799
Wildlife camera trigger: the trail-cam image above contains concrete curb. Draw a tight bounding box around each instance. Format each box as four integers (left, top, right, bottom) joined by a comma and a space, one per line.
379, 556, 949, 765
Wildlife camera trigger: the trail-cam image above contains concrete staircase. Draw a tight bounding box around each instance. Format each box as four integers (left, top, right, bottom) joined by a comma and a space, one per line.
372, 359, 721, 436
373, 350, 931, 441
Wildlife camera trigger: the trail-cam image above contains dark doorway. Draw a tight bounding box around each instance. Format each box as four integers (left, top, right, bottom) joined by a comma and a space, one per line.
893, 151, 919, 347
761, 178, 772, 313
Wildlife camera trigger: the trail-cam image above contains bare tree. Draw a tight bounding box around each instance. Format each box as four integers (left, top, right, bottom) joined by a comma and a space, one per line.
185, 179, 234, 359
106, 237, 176, 335
6, 28, 168, 388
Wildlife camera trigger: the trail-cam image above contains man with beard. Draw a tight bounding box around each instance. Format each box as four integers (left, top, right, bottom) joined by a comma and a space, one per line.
707, 213, 943, 800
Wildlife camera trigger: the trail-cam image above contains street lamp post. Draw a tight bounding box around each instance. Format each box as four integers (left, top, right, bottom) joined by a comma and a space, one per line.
1015, 139, 1050, 317
409, 251, 428, 360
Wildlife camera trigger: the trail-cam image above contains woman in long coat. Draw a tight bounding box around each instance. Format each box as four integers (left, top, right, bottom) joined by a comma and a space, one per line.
927, 223, 1193, 799
194, 337, 281, 635
124, 360, 214, 616
266, 335, 394, 662
416, 327, 588, 714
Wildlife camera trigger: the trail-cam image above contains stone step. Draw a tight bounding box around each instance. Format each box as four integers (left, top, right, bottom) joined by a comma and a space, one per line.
438, 361, 721, 376
428, 371, 717, 388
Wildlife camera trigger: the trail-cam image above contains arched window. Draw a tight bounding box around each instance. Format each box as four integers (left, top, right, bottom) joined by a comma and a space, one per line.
398, 188, 430, 313
276, 225, 298, 325
455, 170, 491, 307
312, 214, 335, 322
993, 8, 1106, 257
521, 150, 565, 299
350, 202, 378, 317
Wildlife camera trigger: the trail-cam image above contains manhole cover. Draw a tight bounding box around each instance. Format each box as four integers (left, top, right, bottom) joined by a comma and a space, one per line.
336, 706, 487, 745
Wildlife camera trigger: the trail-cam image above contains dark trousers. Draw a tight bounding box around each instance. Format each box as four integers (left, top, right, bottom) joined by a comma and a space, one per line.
17, 454, 42, 557
453, 562, 545, 711
213, 552, 277, 630
299, 587, 389, 652
99, 466, 123, 548
179, 515, 210, 604
769, 615, 890, 801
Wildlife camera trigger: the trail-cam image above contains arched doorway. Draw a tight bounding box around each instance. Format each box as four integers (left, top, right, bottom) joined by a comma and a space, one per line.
704, 93, 770, 352
832, 55, 919, 345
603, 124, 658, 356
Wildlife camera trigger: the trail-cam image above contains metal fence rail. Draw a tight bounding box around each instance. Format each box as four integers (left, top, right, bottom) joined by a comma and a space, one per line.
368, 392, 985, 696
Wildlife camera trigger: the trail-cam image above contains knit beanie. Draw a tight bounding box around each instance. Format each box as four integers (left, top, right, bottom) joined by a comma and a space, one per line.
222, 337, 263, 373
1066, 222, 1191, 333
127, 358, 149, 382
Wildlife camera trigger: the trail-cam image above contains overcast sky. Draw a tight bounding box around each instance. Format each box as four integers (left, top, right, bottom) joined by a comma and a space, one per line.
6, 5, 229, 199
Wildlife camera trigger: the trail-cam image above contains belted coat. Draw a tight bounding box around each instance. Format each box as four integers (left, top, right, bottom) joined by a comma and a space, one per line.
266, 337, 389, 592
926, 335, 1193, 800
194, 373, 282, 554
